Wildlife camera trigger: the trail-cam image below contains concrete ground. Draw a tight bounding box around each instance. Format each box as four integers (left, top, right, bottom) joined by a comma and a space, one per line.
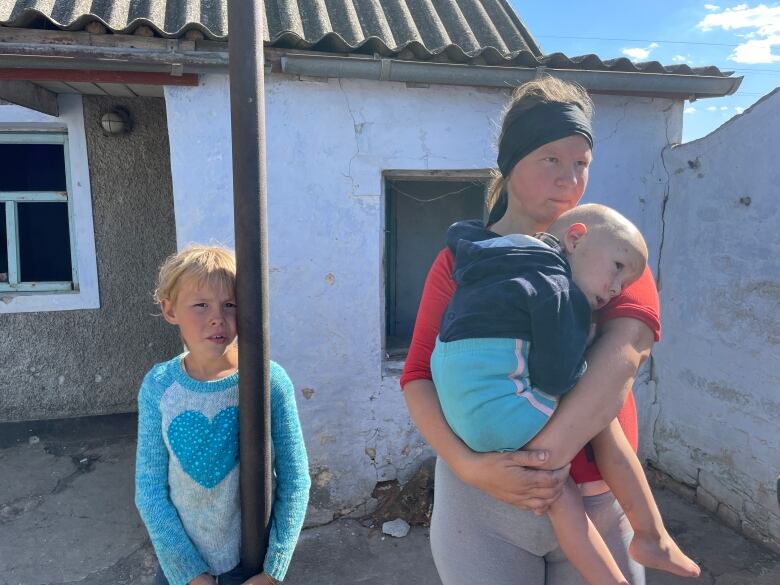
1, 415, 777, 585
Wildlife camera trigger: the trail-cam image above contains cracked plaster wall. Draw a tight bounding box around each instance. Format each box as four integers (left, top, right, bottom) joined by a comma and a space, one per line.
164, 74, 680, 517
0, 97, 181, 421
651, 89, 780, 550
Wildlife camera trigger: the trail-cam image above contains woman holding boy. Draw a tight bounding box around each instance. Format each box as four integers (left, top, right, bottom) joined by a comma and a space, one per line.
401, 77, 696, 585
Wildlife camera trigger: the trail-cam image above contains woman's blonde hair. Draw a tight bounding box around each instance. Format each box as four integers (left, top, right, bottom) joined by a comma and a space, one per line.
153, 245, 236, 304
486, 76, 594, 216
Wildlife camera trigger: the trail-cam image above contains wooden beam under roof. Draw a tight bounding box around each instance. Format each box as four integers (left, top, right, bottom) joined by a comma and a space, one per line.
0, 80, 58, 116
0, 68, 198, 86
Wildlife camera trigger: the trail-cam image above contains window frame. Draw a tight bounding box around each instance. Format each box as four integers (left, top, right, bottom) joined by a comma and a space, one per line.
382, 169, 492, 361
0, 132, 79, 293
0, 94, 99, 314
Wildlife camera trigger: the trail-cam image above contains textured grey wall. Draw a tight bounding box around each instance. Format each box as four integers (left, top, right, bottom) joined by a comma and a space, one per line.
0, 97, 180, 422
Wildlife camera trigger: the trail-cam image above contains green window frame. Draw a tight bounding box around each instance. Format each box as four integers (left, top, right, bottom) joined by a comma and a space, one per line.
0, 132, 78, 293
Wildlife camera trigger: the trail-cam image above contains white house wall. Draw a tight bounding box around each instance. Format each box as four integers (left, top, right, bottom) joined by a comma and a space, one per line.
582, 94, 682, 275
164, 74, 680, 517
652, 89, 780, 551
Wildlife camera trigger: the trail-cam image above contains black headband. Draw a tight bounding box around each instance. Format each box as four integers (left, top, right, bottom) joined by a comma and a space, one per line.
497, 101, 593, 178
489, 102, 593, 225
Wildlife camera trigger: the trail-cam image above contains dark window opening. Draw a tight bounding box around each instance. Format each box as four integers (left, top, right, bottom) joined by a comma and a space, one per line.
385, 177, 487, 357
0, 202, 7, 282
0, 144, 66, 191
18, 202, 73, 282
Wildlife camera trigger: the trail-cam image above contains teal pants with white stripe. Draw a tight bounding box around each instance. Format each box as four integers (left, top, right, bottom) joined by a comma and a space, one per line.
431, 337, 559, 453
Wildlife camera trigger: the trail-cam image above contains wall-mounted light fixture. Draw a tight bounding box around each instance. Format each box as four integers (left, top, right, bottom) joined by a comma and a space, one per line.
100, 107, 133, 135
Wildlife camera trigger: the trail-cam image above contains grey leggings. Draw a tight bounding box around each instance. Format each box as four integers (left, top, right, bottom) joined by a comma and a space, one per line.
430, 458, 645, 585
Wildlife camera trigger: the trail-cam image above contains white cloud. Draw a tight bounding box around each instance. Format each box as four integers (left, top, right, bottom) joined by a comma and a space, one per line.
623, 47, 651, 59
704, 3, 721, 10
698, 4, 780, 34
697, 3, 780, 63
732, 34, 780, 63
685, 107, 697, 113
622, 43, 659, 60
707, 105, 718, 111
672, 54, 694, 64
735, 106, 746, 112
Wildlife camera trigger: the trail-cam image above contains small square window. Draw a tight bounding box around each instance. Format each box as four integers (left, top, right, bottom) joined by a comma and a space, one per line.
0, 134, 77, 293
384, 173, 488, 357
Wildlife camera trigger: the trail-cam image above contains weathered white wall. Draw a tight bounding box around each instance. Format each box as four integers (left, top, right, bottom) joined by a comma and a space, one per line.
648, 89, 780, 551
165, 73, 680, 518
584, 95, 682, 274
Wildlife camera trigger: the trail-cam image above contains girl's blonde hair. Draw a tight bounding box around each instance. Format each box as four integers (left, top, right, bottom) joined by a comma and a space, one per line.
153, 245, 236, 304
486, 76, 594, 216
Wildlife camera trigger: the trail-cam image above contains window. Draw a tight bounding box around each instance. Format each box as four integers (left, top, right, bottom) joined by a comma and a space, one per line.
0, 95, 98, 313
0, 133, 77, 293
384, 172, 489, 358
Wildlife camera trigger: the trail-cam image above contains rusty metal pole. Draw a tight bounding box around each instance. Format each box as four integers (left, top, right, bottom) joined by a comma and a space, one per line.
227, 0, 271, 574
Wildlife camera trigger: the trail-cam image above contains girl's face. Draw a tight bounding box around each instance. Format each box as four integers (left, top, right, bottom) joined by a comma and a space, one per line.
161, 277, 238, 366
506, 134, 592, 232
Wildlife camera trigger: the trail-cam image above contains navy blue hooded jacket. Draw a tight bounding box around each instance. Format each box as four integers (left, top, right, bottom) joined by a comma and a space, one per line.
439, 220, 592, 396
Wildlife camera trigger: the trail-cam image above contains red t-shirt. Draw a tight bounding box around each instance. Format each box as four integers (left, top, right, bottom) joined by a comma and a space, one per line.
400, 247, 661, 483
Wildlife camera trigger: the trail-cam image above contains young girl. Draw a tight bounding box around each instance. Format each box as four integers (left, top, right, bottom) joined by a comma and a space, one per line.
135, 245, 310, 585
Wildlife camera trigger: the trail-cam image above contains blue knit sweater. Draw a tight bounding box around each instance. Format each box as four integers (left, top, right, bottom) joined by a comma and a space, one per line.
135, 355, 310, 585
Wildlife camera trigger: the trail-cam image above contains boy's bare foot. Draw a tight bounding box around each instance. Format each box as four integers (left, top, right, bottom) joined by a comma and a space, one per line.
629, 531, 701, 577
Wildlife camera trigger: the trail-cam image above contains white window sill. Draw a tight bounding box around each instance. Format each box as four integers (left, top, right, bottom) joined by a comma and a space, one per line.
0, 287, 99, 313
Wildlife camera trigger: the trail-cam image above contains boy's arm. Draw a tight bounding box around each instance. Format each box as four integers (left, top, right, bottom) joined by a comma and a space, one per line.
135, 374, 211, 585
527, 277, 592, 396
263, 362, 311, 583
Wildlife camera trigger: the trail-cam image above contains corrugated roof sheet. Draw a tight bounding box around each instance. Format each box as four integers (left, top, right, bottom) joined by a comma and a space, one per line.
505, 51, 728, 78
0, 0, 732, 77
0, 0, 541, 57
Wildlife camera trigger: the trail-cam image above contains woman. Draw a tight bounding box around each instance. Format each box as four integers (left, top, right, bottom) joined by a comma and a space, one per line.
401, 77, 660, 585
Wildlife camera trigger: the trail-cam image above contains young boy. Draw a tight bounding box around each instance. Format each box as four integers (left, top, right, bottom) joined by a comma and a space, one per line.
135, 246, 311, 585
432, 204, 699, 585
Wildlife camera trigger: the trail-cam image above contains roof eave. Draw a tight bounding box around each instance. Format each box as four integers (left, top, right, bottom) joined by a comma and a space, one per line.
549, 67, 742, 100
0, 38, 741, 100
280, 54, 743, 100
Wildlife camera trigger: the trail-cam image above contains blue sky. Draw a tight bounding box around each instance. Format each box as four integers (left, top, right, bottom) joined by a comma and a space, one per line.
509, 1, 779, 142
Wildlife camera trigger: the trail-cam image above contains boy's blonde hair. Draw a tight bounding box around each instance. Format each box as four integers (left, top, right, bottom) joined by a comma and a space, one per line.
153, 245, 236, 304
549, 203, 649, 261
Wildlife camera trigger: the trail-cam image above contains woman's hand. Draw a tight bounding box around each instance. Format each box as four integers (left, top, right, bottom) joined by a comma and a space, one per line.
404, 379, 569, 514
460, 450, 570, 515
189, 574, 218, 585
